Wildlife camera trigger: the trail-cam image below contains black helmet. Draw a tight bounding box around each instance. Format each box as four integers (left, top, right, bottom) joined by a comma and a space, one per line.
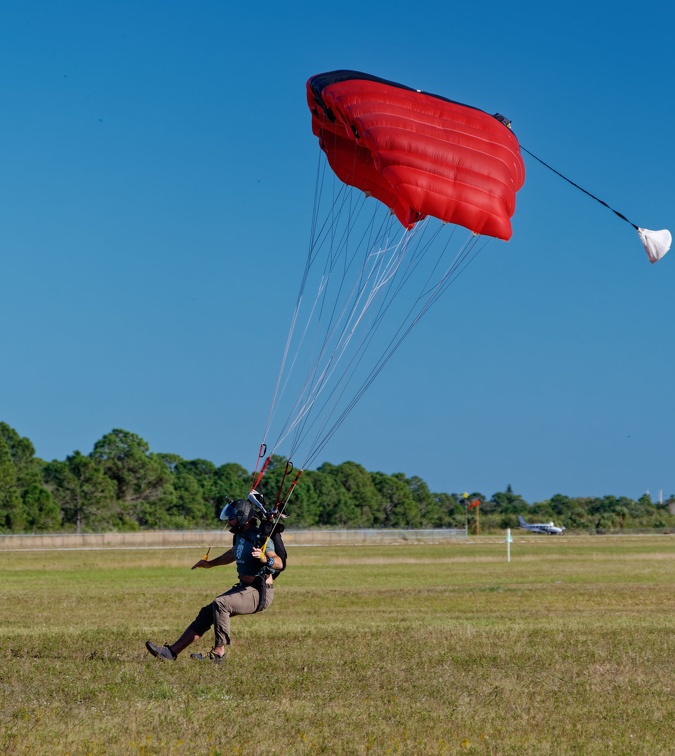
219, 498, 254, 532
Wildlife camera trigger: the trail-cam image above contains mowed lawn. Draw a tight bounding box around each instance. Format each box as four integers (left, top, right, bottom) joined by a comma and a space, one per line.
1, 535, 674, 755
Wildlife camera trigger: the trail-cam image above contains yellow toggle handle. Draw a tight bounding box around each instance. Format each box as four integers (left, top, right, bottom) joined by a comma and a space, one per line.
259, 537, 269, 562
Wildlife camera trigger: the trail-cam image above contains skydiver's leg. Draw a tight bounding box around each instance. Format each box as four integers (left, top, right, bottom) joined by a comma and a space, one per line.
211, 584, 273, 655
165, 602, 214, 657
168, 627, 200, 656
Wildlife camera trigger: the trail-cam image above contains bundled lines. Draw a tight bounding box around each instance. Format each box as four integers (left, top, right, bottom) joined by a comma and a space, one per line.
260, 163, 490, 475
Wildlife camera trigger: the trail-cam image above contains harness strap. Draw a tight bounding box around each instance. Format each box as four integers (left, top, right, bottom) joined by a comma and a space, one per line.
252, 575, 268, 614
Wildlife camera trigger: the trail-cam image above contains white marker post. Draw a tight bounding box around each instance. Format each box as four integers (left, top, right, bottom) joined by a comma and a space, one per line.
505, 528, 513, 562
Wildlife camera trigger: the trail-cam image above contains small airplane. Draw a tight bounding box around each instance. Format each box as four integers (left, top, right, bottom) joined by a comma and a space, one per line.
517, 515, 566, 535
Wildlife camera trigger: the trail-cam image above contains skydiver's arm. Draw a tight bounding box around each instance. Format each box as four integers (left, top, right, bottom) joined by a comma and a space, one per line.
252, 546, 281, 571
191, 548, 234, 570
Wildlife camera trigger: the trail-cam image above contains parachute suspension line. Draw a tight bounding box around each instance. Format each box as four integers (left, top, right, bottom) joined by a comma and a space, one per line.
267, 136, 439, 465
263, 201, 487, 475
301, 233, 485, 470
262, 104, 501, 473
288, 230, 410, 451
250, 443, 268, 488
308, 151, 330, 245
206, 437, 272, 561
291, 222, 462, 469
290, 221, 442, 459
273, 459, 294, 507
301, 230, 488, 470
520, 145, 638, 230
251, 451, 271, 492
277, 468, 303, 511
273, 209, 414, 458
267, 184, 392, 458
281, 468, 303, 511
258, 157, 365, 466
267, 186, 375, 458
267, 71, 531, 477
260, 467, 304, 556
288, 222, 484, 467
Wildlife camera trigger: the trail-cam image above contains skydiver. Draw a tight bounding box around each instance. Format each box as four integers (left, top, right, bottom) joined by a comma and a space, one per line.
145, 496, 282, 663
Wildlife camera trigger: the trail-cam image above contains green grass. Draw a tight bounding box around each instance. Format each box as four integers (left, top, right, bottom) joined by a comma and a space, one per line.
1, 536, 674, 754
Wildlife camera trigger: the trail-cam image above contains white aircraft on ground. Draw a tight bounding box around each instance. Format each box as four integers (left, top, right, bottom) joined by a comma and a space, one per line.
517, 515, 566, 535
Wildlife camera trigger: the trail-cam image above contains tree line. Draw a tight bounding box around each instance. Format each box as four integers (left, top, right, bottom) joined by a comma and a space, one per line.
1, 422, 673, 534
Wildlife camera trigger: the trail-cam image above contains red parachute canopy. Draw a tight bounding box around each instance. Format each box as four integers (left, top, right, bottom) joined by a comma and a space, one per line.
307, 70, 526, 240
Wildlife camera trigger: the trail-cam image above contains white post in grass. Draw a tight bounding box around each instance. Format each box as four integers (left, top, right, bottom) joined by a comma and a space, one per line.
505, 528, 513, 562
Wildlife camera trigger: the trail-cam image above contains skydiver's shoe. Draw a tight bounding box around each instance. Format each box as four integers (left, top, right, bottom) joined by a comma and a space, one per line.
145, 640, 177, 661
190, 647, 225, 664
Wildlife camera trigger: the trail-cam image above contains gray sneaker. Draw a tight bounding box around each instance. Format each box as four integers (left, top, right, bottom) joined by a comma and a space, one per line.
190, 648, 224, 664
145, 640, 176, 661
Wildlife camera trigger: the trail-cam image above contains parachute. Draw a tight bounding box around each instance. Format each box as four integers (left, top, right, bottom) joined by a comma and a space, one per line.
250, 70, 526, 497
201, 68, 670, 569
235, 68, 670, 541
307, 70, 525, 238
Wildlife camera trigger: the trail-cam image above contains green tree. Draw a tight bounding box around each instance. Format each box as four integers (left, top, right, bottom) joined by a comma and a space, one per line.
216, 462, 251, 504
168, 468, 208, 527
588, 496, 617, 517
23, 482, 61, 531
498, 512, 520, 529
566, 507, 590, 530
0, 433, 25, 532
320, 461, 383, 527
0, 422, 57, 532
167, 459, 224, 527
372, 472, 420, 528
0, 422, 42, 491
406, 476, 448, 527
434, 492, 463, 527
629, 493, 658, 520
595, 512, 618, 532
44, 452, 118, 532
90, 429, 171, 527
549, 494, 575, 517
307, 468, 357, 526
491, 485, 528, 514
530, 501, 555, 519
281, 473, 321, 527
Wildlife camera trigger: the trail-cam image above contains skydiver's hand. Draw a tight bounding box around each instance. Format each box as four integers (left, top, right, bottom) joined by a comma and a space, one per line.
191, 559, 211, 570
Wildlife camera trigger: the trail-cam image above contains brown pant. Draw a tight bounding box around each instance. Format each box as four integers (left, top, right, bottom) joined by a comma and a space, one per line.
189, 581, 274, 647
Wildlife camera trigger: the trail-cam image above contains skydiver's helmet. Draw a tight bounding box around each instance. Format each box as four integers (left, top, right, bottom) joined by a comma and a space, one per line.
219, 498, 254, 533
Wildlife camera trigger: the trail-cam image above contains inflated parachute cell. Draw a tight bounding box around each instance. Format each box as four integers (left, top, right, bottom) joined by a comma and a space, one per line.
307, 70, 526, 240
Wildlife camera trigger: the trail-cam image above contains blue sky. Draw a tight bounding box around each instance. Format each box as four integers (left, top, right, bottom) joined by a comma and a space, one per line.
2, 1, 674, 504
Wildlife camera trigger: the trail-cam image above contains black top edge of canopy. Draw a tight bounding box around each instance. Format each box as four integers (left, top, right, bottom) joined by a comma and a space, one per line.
309, 69, 482, 114
308, 70, 514, 132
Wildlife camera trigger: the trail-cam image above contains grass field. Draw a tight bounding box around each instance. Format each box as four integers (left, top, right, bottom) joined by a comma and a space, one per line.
1, 535, 674, 754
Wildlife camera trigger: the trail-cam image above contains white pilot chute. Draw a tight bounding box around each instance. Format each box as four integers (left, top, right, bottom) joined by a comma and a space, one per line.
638, 227, 671, 264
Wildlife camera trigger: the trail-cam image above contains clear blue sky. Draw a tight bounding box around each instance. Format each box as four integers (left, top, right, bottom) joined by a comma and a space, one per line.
2, 1, 674, 504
